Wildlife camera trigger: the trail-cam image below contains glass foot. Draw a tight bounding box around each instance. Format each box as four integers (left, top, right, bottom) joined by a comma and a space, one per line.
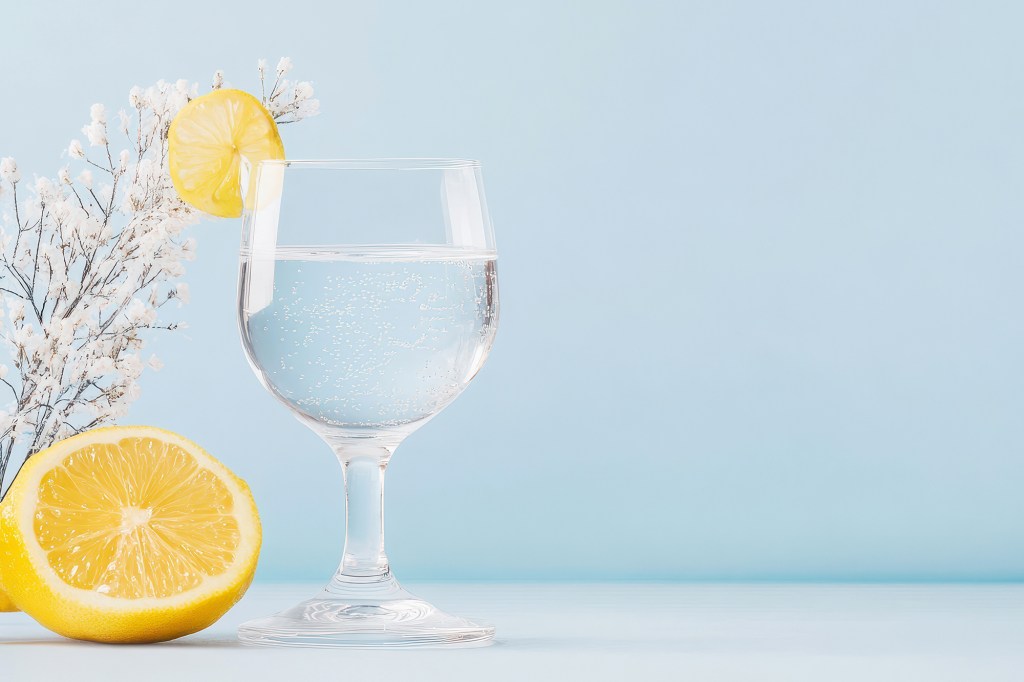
238, 580, 494, 648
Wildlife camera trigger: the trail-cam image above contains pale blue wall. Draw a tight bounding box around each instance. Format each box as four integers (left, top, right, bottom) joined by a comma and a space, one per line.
2, 1, 1023, 581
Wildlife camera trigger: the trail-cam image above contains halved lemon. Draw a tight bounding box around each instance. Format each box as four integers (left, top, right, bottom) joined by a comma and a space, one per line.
168, 88, 284, 218
0, 583, 16, 611
0, 426, 261, 643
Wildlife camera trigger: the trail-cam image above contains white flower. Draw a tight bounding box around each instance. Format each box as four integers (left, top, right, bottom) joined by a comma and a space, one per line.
212, 70, 224, 89
125, 298, 146, 321
90, 356, 116, 377
8, 300, 25, 323
68, 139, 86, 159
89, 103, 107, 124
163, 262, 185, 278
47, 317, 75, 345
35, 176, 54, 197
174, 282, 190, 304
125, 298, 157, 325
257, 59, 267, 79
82, 121, 107, 147
147, 355, 164, 371
147, 84, 167, 114
107, 402, 130, 419
125, 382, 141, 401
0, 157, 20, 183
136, 158, 154, 181
117, 354, 143, 379
0, 59, 317, 490
297, 99, 320, 118
128, 86, 144, 109
12, 325, 34, 349
63, 279, 81, 300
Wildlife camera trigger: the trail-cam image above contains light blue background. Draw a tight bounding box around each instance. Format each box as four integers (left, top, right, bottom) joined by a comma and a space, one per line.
2, 1, 1023, 582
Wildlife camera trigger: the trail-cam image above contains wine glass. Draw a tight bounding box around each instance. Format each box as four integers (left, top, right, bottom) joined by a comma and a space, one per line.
235, 159, 499, 647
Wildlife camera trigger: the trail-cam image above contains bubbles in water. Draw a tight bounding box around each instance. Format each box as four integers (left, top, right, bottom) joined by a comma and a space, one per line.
241, 251, 498, 428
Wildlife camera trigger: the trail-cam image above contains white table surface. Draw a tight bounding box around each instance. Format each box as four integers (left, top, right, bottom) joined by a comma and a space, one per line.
1, 583, 1022, 681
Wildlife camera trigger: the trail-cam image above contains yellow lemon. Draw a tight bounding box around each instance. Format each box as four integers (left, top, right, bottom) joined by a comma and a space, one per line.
168, 88, 284, 218
0, 426, 261, 643
0, 499, 19, 611
0, 583, 16, 612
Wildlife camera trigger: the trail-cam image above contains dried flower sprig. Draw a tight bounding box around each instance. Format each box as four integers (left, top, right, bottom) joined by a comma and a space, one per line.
252, 57, 320, 123
0, 59, 319, 495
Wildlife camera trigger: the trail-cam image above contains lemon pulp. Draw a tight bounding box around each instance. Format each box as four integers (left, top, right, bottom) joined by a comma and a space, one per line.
35, 437, 242, 599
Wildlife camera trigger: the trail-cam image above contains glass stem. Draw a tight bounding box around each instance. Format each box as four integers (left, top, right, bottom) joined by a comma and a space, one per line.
333, 444, 393, 584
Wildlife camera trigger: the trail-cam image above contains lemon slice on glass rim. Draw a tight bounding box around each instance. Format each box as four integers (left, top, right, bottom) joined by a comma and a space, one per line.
0, 426, 261, 643
168, 88, 284, 218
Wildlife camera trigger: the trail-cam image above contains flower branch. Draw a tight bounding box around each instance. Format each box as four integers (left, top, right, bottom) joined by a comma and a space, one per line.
0, 59, 318, 497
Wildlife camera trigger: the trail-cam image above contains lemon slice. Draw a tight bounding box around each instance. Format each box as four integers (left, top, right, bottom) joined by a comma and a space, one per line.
0, 426, 261, 643
168, 89, 284, 218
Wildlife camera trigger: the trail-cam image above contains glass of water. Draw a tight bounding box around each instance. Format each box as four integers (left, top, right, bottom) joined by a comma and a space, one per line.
235, 159, 499, 647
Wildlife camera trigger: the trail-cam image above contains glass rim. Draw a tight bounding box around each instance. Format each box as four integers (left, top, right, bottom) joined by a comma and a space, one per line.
255, 158, 481, 170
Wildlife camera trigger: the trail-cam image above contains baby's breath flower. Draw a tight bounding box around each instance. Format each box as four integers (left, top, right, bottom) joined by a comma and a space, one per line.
128, 86, 144, 109
0, 157, 20, 183
90, 356, 115, 377
125, 298, 153, 324
82, 121, 107, 147
117, 354, 143, 379
89, 103, 106, 124
124, 382, 141, 401
212, 70, 224, 90
8, 300, 25, 324
163, 262, 186, 278
0, 57, 317, 493
34, 177, 54, 199
297, 99, 320, 118
174, 282, 190, 304
294, 82, 314, 101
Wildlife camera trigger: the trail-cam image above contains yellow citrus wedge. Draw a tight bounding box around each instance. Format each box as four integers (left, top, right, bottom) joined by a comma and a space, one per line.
0, 426, 261, 643
168, 88, 284, 218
